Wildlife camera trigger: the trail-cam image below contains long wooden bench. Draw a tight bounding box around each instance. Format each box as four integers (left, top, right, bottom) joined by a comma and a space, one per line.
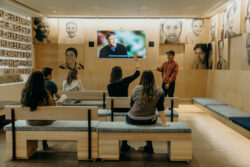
98, 97, 179, 122
97, 121, 192, 162
0, 101, 20, 117
58, 90, 107, 108
192, 97, 250, 139
4, 105, 99, 160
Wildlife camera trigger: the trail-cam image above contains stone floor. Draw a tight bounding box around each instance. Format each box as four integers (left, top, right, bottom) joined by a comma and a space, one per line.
0, 105, 250, 167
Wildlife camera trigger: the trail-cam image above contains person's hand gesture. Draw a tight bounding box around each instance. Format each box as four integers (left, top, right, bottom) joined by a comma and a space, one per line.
162, 123, 170, 127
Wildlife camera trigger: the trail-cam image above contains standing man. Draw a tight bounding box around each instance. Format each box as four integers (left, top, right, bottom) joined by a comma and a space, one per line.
156, 50, 178, 97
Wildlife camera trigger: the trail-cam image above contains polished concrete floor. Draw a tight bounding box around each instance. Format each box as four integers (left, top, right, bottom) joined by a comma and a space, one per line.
0, 105, 250, 167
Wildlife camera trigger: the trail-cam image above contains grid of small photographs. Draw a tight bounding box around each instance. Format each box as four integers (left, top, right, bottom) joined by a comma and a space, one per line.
0, 8, 32, 84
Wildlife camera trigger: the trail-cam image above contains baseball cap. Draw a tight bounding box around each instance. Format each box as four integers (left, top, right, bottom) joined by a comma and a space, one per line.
166, 50, 175, 56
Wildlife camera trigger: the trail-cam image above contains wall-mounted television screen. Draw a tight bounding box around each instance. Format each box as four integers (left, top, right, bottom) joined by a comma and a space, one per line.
97, 30, 146, 58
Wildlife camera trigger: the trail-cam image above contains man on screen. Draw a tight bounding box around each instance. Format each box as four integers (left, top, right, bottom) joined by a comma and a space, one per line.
99, 32, 128, 58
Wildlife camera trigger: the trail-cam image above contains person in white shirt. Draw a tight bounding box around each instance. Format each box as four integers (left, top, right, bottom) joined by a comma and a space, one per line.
63, 69, 84, 91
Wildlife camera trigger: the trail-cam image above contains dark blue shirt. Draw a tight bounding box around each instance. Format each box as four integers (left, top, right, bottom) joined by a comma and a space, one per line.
45, 79, 57, 97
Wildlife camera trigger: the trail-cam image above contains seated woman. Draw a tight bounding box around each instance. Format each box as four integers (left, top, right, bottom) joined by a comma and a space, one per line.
63, 69, 84, 91
21, 71, 55, 150
107, 56, 140, 152
126, 70, 169, 153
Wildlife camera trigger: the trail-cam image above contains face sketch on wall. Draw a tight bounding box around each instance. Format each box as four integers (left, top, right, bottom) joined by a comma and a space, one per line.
59, 47, 84, 70
246, 33, 250, 66
160, 19, 183, 44
217, 40, 228, 69
210, 16, 217, 42
33, 17, 51, 44
66, 21, 77, 38
192, 19, 204, 37
192, 44, 211, 69
246, 0, 250, 33
224, 1, 237, 38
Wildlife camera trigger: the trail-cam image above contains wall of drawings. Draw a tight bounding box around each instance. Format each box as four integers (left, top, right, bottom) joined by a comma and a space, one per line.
0, 8, 32, 84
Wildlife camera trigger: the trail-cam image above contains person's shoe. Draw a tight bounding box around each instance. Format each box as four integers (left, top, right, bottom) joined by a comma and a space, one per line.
43, 141, 49, 150
144, 144, 153, 153
121, 143, 131, 152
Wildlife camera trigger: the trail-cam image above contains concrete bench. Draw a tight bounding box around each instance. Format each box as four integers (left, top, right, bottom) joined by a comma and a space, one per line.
101, 97, 179, 122
96, 122, 192, 162
58, 90, 107, 108
4, 105, 99, 160
192, 98, 250, 139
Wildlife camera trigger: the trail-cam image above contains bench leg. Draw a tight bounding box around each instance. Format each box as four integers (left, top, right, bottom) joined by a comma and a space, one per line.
6, 132, 38, 159
99, 133, 120, 160
77, 132, 98, 160
168, 139, 192, 162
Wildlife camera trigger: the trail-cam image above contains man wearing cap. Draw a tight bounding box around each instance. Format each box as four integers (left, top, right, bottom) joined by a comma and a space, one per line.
156, 50, 179, 97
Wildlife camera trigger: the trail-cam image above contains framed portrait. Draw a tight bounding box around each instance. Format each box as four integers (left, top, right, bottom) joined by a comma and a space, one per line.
160, 19, 186, 44
216, 39, 229, 70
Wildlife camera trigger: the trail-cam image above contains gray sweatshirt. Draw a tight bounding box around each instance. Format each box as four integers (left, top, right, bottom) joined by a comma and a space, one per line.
128, 85, 165, 120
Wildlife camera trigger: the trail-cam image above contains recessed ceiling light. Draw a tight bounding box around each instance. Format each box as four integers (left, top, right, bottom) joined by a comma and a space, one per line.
93, 6, 100, 10
140, 6, 148, 10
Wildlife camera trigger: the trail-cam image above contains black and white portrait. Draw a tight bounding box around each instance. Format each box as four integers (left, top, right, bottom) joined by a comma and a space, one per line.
222, 0, 241, 39
186, 19, 204, 44
60, 20, 83, 44
242, 33, 250, 70
33, 17, 51, 44
59, 47, 84, 70
191, 43, 212, 69
210, 15, 218, 42
160, 19, 184, 44
217, 39, 228, 70
245, 0, 250, 33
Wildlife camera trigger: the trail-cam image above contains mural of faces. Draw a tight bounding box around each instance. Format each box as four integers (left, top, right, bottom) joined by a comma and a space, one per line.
217, 39, 228, 70
192, 43, 212, 69
192, 19, 204, 37
222, 0, 241, 39
66, 21, 77, 38
59, 47, 84, 70
160, 19, 183, 44
33, 17, 51, 44
210, 15, 218, 42
246, 0, 250, 33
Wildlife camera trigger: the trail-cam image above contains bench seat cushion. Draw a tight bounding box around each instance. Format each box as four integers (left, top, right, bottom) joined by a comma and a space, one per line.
192, 98, 226, 106
96, 122, 191, 133
4, 120, 100, 132
98, 109, 179, 117
206, 105, 250, 120
0, 101, 21, 110
232, 118, 250, 131
62, 100, 104, 107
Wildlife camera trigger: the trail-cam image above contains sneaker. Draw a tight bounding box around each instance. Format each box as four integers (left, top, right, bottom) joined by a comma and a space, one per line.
121, 143, 131, 152
144, 144, 153, 153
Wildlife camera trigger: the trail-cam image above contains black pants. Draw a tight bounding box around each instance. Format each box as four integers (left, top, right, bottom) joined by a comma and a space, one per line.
162, 81, 175, 97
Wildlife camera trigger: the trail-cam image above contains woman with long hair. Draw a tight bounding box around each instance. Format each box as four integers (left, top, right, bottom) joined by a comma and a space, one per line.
107, 56, 140, 152
21, 71, 54, 150
126, 70, 169, 153
63, 69, 83, 91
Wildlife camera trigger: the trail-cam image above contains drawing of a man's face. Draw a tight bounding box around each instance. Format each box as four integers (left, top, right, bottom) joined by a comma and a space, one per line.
194, 48, 206, 64
210, 19, 216, 39
192, 19, 204, 36
162, 20, 182, 43
246, 34, 250, 65
34, 18, 50, 39
66, 22, 77, 38
218, 40, 224, 59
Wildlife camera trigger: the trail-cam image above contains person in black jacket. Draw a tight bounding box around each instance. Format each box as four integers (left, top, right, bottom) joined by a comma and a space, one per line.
107, 56, 140, 152
99, 32, 128, 58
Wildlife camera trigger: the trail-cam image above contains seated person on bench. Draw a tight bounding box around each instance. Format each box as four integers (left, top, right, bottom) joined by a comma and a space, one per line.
63, 69, 84, 91
107, 56, 140, 152
126, 70, 169, 153
21, 71, 55, 150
